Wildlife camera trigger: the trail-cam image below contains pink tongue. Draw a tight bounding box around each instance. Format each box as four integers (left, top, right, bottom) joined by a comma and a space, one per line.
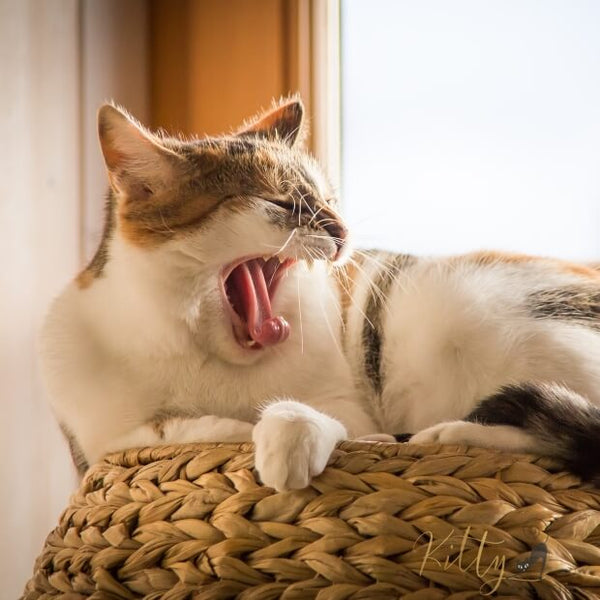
234, 259, 290, 346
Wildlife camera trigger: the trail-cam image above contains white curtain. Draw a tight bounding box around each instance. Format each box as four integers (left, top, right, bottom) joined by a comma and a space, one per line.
0, 1, 147, 595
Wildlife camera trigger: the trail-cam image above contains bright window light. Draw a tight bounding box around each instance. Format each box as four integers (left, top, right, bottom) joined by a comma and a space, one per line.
341, 0, 600, 260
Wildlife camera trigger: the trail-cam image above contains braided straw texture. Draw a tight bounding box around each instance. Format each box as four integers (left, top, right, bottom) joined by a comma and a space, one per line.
23, 441, 600, 600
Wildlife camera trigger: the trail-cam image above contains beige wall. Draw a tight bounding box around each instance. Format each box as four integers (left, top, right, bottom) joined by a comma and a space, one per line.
0, 1, 149, 595
81, 0, 150, 261
0, 2, 80, 595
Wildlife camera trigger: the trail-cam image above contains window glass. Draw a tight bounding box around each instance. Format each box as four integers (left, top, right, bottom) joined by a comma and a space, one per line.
341, 0, 600, 259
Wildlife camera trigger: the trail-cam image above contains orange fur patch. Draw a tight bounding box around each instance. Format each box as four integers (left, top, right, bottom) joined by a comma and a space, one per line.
75, 269, 95, 290
463, 250, 538, 266
333, 254, 365, 330
117, 191, 222, 248
460, 250, 600, 281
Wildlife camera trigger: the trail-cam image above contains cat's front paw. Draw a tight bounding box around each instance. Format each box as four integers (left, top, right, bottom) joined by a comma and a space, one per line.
253, 400, 346, 491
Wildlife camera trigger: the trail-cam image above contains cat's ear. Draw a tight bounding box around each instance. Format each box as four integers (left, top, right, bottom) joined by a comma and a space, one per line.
236, 98, 305, 147
98, 104, 180, 198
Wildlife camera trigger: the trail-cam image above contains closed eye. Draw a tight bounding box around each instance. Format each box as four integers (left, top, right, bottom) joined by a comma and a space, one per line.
265, 198, 295, 211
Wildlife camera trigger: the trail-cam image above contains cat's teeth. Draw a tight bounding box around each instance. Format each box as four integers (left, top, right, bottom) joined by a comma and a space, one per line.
245, 339, 258, 348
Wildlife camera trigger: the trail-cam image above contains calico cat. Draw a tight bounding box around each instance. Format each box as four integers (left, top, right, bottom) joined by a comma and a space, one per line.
40, 98, 600, 491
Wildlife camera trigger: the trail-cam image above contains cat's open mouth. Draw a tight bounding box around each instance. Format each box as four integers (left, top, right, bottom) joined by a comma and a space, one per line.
221, 256, 296, 350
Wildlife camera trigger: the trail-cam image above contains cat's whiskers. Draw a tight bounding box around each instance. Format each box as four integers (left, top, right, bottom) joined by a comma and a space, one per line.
345, 256, 392, 314
352, 261, 396, 304
304, 233, 342, 242
295, 250, 305, 355
308, 205, 343, 229
268, 228, 297, 257
307, 205, 325, 227
157, 209, 177, 236
298, 190, 307, 228
310, 216, 338, 228
307, 247, 347, 332
131, 212, 177, 238
351, 251, 416, 319
303, 200, 320, 225
303, 232, 345, 254
276, 228, 297, 256
329, 271, 349, 334
277, 178, 300, 216
306, 248, 347, 362
334, 262, 376, 330
281, 178, 306, 227
351, 248, 399, 283
356, 250, 414, 296
353, 249, 398, 275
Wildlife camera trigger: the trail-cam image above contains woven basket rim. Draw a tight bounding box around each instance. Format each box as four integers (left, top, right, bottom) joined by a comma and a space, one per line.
26, 439, 600, 599
101, 439, 564, 471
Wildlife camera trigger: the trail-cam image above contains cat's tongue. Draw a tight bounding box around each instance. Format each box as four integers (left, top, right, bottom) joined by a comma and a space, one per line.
230, 259, 290, 346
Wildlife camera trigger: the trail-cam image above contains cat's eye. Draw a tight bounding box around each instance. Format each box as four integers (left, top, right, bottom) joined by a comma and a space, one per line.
266, 198, 295, 212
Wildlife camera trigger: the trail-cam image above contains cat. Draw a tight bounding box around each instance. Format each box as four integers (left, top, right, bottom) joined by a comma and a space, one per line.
40, 97, 600, 491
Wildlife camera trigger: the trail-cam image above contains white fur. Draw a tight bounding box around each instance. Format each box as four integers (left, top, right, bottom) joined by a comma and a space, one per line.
40, 200, 378, 491
343, 256, 600, 438
410, 421, 538, 452
41, 186, 600, 491
253, 400, 347, 491
42, 214, 600, 491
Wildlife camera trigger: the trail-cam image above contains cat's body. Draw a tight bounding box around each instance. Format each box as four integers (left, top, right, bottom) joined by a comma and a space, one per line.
41, 99, 600, 490
345, 249, 600, 433
44, 236, 369, 470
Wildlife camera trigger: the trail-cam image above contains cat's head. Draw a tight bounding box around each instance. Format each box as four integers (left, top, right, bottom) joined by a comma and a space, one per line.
93, 98, 347, 362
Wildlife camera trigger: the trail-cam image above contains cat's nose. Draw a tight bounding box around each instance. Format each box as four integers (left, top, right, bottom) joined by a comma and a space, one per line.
321, 218, 347, 260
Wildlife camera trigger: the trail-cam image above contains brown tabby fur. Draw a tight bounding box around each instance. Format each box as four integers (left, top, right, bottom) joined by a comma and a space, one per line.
77, 97, 334, 289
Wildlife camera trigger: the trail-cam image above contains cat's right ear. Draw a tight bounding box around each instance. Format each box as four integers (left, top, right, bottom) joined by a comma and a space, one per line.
98, 104, 179, 199
236, 99, 306, 147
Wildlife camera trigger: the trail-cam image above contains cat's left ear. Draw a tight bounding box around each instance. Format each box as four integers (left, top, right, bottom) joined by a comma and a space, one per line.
237, 98, 306, 147
98, 104, 181, 198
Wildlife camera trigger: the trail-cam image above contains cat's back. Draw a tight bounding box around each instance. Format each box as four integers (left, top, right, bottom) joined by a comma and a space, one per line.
347, 249, 600, 351
342, 249, 600, 432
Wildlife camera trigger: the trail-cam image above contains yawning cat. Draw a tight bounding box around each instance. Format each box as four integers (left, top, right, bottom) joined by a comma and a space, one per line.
41, 98, 600, 490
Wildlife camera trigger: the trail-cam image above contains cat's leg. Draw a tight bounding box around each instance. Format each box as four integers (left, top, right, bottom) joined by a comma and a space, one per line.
409, 421, 538, 452
354, 433, 397, 442
253, 397, 378, 491
409, 383, 600, 483
101, 415, 254, 458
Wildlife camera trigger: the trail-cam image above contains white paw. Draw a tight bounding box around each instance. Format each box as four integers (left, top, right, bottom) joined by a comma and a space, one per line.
410, 421, 537, 453
409, 421, 470, 445
253, 400, 346, 491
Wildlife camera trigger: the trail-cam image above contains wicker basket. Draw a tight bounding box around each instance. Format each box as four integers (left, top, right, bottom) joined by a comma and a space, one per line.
22, 441, 600, 599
